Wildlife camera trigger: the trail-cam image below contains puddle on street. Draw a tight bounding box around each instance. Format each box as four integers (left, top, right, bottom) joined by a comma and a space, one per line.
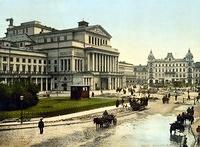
90, 114, 196, 147
31, 109, 196, 147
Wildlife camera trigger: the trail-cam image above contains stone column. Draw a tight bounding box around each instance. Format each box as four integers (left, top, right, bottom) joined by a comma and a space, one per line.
40, 78, 43, 91
101, 54, 104, 72
95, 53, 98, 71
116, 57, 118, 72
65, 59, 68, 71
92, 53, 95, 71
105, 55, 107, 72
50, 78, 53, 90
108, 56, 110, 72
46, 78, 48, 91
99, 54, 102, 72
5, 78, 7, 84
71, 57, 75, 71
115, 77, 117, 89
36, 78, 38, 85
108, 77, 111, 90
88, 53, 90, 71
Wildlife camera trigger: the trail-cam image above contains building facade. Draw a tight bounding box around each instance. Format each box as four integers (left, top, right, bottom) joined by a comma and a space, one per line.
147, 50, 194, 85
118, 61, 134, 87
0, 44, 50, 91
193, 62, 200, 85
0, 19, 123, 91
133, 65, 148, 85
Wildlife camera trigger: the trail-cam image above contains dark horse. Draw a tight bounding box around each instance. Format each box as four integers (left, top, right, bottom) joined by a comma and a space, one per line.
93, 117, 103, 129
93, 114, 117, 129
170, 122, 185, 134
182, 113, 194, 124
162, 95, 169, 104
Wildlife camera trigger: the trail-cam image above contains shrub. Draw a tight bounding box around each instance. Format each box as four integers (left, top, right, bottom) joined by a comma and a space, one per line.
0, 82, 39, 111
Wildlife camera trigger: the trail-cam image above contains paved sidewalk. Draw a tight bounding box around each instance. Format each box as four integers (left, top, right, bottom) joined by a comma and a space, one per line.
0, 105, 119, 128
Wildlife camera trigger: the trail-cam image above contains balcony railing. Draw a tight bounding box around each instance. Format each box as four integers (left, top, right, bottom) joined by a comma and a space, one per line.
0, 70, 48, 75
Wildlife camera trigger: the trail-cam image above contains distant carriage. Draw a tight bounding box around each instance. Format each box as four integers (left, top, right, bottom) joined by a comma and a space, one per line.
130, 97, 148, 111
93, 114, 117, 129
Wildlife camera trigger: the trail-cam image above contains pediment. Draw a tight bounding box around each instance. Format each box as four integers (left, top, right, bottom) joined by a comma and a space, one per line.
86, 25, 112, 38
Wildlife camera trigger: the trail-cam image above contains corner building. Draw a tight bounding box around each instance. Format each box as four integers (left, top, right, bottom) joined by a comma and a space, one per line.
147, 50, 194, 85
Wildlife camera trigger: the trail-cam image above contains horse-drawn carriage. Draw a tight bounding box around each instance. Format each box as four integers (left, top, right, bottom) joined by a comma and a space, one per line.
170, 121, 185, 134
129, 97, 148, 111
93, 114, 117, 129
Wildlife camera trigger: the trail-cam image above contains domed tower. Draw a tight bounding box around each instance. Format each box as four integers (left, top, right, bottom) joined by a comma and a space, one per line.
147, 50, 155, 86
148, 50, 155, 61
185, 49, 194, 84
185, 49, 193, 61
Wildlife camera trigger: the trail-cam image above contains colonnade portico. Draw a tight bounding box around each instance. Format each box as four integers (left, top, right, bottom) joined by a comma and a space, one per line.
87, 52, 118, 72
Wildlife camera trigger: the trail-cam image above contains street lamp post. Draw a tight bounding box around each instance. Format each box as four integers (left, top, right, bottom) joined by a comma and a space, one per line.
20, 95, 24, 124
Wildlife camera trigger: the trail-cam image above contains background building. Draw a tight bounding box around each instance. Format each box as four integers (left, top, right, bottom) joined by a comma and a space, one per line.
147, 50, 194, 86
133, 65, 148, 85
118, 61, 134, 87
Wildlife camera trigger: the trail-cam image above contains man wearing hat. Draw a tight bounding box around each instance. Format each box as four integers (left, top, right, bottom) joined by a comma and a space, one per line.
38, 118, 44, 134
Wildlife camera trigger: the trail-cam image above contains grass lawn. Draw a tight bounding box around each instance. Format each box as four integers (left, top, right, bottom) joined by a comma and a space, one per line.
0, 97, 116, 120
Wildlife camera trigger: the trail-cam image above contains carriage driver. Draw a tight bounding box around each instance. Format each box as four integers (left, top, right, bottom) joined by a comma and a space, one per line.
103, 110, 109, 118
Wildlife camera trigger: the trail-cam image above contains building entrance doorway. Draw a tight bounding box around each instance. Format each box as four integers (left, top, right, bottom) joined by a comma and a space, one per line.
101, 78, 108, 90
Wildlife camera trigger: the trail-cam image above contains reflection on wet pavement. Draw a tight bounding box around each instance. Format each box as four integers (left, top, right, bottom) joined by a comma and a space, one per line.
31, 114, 196, 147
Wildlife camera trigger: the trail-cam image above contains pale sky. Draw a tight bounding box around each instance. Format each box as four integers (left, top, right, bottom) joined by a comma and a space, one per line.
0, 0, 200, 65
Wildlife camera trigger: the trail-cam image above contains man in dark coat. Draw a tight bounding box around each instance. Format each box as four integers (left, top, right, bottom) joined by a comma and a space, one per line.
38, 118, 44, 134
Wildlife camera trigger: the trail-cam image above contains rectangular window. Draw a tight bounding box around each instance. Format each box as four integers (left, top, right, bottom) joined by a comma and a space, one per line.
16, 58, 19, 62
97, 38, 99, 46
68, 59, 71, 71
44, 60, 46, 64
3, 64, 7, 71
16, 65, 20, 72
38, 66, 42, 73
89, 36, 91, 44
28, 59, 31, 63
54, 60, 57, 64
54, 66, 57, 72
22, 58, 26, 63
10, 57, 13, 62
22, 65, 26, 72
43, 66, 46, 73
3, 57, 7, 61
39, 60, 41, 64
34, 59, 37, 63
9, 64, 13, 72
92, 37, 94, 44
33, 66, 37, 72
28, 65, 31, 72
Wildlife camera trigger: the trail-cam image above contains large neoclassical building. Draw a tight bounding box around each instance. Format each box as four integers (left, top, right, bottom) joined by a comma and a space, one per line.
0, 19, 124, 91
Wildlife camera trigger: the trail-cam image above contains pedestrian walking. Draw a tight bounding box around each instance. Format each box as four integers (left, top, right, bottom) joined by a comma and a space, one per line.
196, 126, 200, 144
121, 98, 124, 107
38, 118, 44, 134
187, 94, 190, 100
175, 94, 177, 101
116, 99, 119, 107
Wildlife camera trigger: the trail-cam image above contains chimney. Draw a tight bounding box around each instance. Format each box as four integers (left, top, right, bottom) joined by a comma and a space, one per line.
78, 20, 89, 27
